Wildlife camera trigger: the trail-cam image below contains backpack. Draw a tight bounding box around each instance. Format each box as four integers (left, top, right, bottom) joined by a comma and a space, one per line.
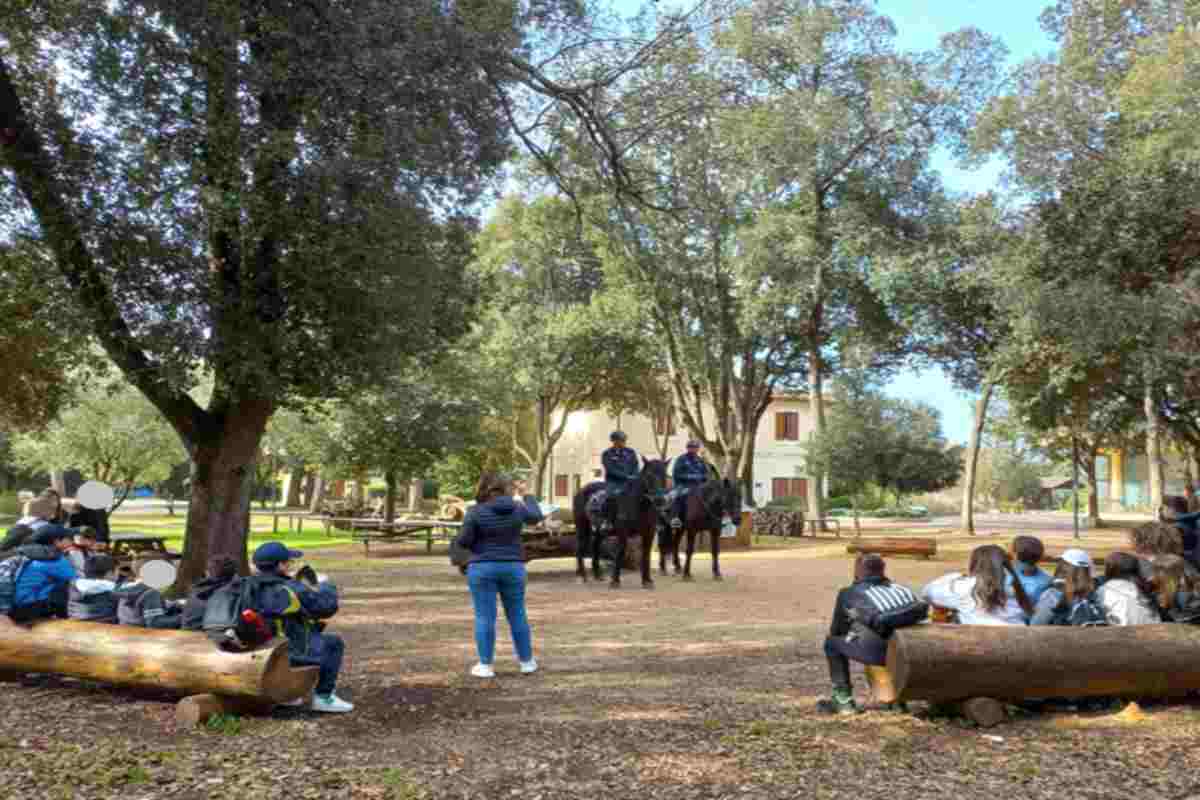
859, 582, 929, 637
201, 575, 281, 651
1063, 597, 1108, 627
0, 555, 30, 615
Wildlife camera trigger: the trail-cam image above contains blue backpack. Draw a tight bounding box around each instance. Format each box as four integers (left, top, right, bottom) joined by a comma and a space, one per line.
0, 555, 31, 615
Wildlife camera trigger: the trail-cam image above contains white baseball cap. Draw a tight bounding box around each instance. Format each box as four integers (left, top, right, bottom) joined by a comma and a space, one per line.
1060, 548, 1091, 568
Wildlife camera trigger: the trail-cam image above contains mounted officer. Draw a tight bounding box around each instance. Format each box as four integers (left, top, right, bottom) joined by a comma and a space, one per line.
669, 439, 708, 529
598, 431, 640, 531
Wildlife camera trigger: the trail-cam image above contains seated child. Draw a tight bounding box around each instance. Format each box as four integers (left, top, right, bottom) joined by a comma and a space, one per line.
66, 527, 98, 573
181, 555, 239, 631
922, 545, 1032, 625
1029, 548, 1105, 625
1129, 521, 1200, 582
114, 560, 182, 629
68, 554, 122, 623
1009, 535, 1053, 608
1095, 552, 1160, 625
817, 553, 927, 714
8, 527, 77, 623
250, 541, 353, 713
1149, 554, 1200, 621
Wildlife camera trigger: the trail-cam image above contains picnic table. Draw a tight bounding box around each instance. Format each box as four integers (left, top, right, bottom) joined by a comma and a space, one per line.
342, 518, 464, 555
108, 533, 180, 562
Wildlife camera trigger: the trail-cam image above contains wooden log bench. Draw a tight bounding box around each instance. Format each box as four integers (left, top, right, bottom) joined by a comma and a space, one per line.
0, 619, 317, 726
867, 624, 1200, 706
846, 537, 937, 560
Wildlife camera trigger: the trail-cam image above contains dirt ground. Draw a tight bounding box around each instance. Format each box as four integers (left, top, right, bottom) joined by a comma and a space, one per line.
5, 532, 1200, 800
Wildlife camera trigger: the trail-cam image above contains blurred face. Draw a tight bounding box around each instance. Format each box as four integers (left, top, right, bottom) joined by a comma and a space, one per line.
278, 560, 293, 575
687, 446, 699, 455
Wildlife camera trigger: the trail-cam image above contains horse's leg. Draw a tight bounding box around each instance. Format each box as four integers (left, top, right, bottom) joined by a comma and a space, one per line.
610, 531, 624, 588
682, 529, 697, 581
712, 521, 723, 581
658, 517, 670, 576
575, 520, 588, 583
592, 525, 604, 581
641, 523, 655, 589
671, 528, 684, 574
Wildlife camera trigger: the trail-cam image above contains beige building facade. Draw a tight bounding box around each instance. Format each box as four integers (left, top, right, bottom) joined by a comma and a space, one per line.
540, 394, 821, 508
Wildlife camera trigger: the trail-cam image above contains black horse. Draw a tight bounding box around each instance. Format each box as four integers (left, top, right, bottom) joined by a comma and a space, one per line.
573, 458, 669, 589
658, 478, 741, 581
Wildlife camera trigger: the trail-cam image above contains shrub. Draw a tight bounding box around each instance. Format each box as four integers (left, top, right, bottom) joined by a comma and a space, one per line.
0, 492, 21, 518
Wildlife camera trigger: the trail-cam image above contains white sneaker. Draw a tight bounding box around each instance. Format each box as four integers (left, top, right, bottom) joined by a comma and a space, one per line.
470, 663, 496, 679
520, 658, 539, 675
311, 693, 354, 713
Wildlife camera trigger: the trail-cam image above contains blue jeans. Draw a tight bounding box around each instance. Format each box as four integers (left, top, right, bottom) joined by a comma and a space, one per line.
467, 561, 533, 664
292, 632, 345, 696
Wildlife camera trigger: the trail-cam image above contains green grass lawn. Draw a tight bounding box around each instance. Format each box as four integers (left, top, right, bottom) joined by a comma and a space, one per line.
108, 511, 354, 551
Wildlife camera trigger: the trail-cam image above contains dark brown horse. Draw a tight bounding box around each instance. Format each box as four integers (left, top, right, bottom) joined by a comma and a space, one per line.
658, 479, 741, 581
573, 459, 669, 589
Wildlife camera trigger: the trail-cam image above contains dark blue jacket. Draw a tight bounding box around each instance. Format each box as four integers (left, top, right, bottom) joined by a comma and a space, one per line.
253, 572, 340, 666
602, 446, 640, 488
455, 495, 543, 563
672, 453, 708, 489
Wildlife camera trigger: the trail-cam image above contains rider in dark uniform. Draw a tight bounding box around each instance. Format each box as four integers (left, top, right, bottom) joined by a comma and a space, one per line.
670, 439, 708, 529
599, 431, 640, 530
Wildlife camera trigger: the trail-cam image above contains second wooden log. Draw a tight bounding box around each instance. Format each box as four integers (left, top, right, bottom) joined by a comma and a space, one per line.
886, 623, 1200, 703
846, 538, 937, 559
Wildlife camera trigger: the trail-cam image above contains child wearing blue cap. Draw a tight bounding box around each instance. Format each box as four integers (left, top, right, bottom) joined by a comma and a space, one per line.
250, 541, 353, 713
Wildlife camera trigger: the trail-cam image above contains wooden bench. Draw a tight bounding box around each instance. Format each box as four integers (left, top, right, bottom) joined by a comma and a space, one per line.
0, 619, 317, 726
846, 537, 937, 560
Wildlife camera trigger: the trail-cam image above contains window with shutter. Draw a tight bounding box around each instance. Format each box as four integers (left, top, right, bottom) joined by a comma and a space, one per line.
554, 475, 569, 498
775, 412, 799, 441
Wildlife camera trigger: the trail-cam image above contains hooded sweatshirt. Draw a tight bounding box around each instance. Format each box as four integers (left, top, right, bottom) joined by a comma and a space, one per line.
68, 578, 120, 622
453, 495, 544, 563
1095, 578, 1161, 625
13, 544, 76, 606
921, 572, 1026, 626
114, 581, 181, 629
180, 574, 236, 630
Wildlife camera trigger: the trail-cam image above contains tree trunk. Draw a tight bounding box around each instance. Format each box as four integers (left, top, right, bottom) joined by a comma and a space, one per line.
384, 470, 397, 524
960, 382, 995, 535
1146, 384, 1164, 509
739, 439, 755, 507
0, 619, 317, 702
302, 471, 315, 507
1084, 444, 1101, 526
177, 401, 272, 590
806, 348, 825, 526
878, 624, 1200, 704
284, 467, 302, 507
408, 479, 422, 513
49, 470, 65, 495
307, 473, 325, 514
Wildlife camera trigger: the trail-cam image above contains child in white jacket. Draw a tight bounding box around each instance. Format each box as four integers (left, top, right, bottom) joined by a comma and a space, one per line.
922, 544, 1032, 625
1095, 552, 1160, 625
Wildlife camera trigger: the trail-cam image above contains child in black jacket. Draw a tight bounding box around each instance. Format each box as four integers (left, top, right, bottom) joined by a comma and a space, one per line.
818, 554, 926, 714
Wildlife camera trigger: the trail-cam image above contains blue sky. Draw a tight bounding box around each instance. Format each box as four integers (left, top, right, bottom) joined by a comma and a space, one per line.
613, 0, 1057, 442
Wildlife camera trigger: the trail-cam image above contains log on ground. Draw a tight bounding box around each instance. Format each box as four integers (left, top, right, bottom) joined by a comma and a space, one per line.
176, 693, 279, 727
886, 624, 1200, 703
846, 538, 937, 559
0, 619, 318, 702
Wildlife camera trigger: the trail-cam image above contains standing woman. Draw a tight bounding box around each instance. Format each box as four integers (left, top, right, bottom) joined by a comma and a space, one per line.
454, 473, 544, 678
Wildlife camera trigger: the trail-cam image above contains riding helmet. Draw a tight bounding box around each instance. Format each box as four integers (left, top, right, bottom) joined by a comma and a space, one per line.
610, 430, 627, 443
